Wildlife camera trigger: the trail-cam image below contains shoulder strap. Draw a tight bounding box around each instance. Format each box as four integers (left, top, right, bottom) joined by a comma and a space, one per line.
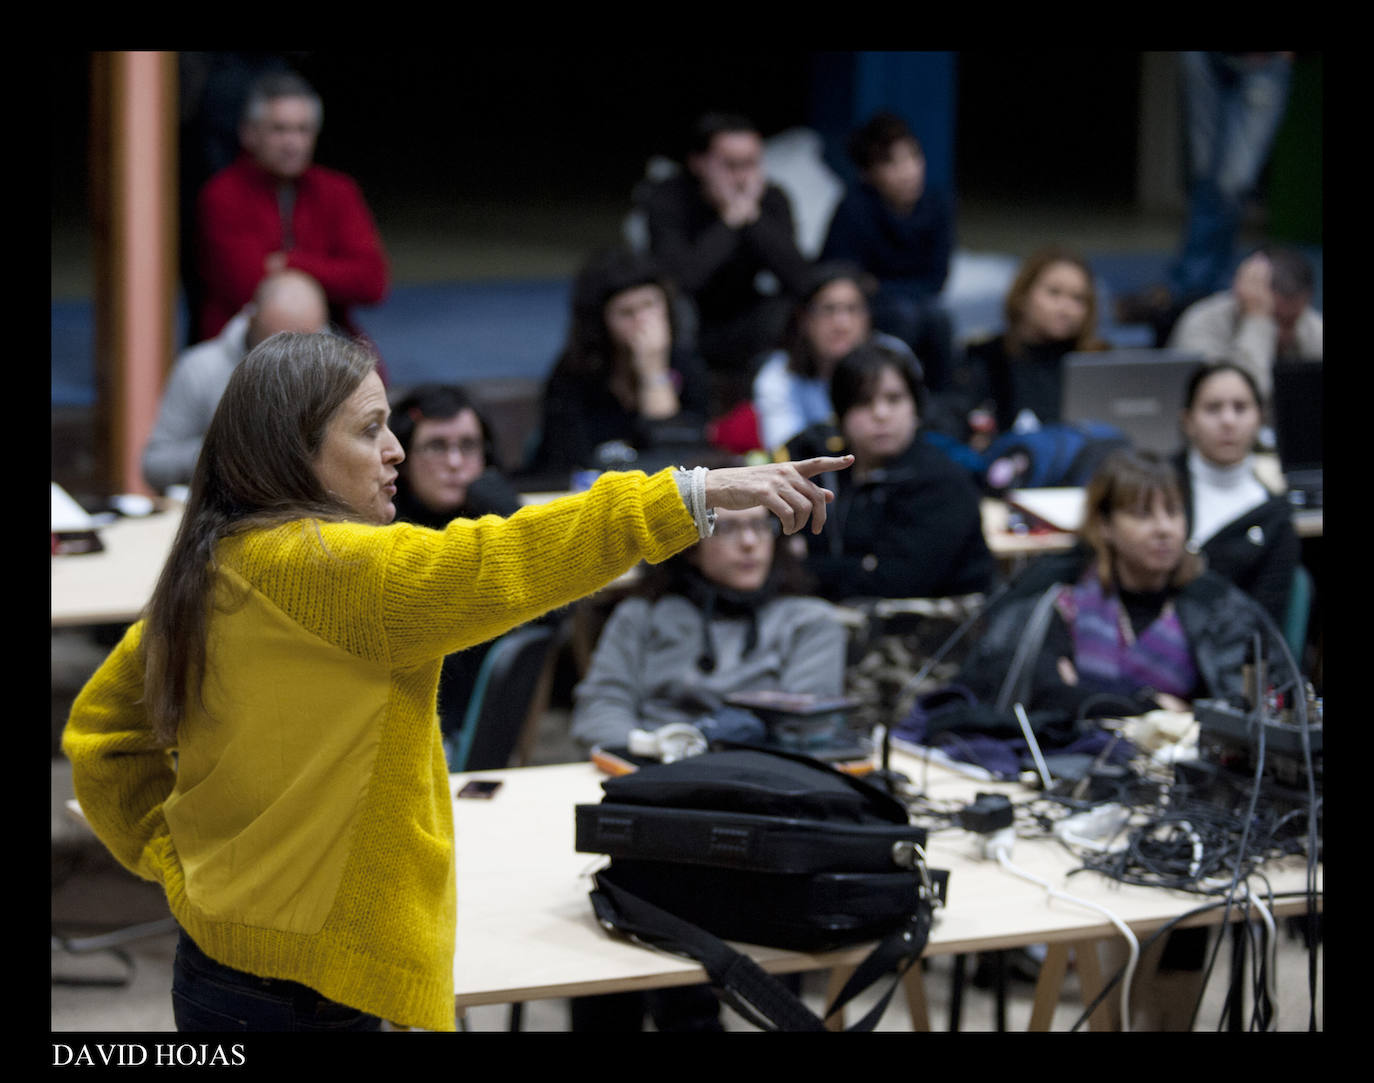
590, 869, 930, 1032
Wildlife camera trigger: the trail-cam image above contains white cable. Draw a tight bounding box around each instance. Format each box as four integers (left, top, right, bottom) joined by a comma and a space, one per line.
1238, 882, 1279, 1031
992, 844, 1140, 1032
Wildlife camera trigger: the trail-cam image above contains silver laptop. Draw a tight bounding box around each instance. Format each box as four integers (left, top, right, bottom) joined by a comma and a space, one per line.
1060, 349, 1205, 453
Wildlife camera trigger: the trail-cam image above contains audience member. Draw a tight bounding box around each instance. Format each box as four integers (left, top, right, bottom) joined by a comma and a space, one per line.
1173, 362, 1299, 626
389, 384, 521, 527
925, 447, 1297, 1030
752, 262, 918, 453
195, 71, 389, 344
942, 246, 1108, 449
142, 270, 329, 492
952, 448, 1292, 727
785, 342, 996, 602
572, 505, 847, 750
644, 112, 813, 407
64, 329, 853, 1032
388, 384, 525, 764
177, 52, 295, 347
1167, 246, 1322, 404
821, 111, 955, 391
530, 248, 710, 477
569, 502, 846, 1031
1118, 52, 1295, 342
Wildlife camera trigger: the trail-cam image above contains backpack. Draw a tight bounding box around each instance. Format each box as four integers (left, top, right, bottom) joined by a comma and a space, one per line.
982, 421, 1129, 492
575, 746, 947, 1031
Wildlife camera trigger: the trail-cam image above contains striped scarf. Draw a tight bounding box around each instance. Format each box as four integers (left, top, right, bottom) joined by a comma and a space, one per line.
1058, 574, 1197, 700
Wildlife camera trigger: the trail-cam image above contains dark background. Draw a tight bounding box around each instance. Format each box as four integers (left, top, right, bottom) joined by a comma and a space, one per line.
51, 50, 1148, 233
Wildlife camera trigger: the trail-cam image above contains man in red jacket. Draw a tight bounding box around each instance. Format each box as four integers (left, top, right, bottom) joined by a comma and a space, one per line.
195, 71, 389, 345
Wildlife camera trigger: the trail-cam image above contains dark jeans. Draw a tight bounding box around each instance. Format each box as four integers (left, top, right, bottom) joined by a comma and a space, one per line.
172, 928, 382, 1032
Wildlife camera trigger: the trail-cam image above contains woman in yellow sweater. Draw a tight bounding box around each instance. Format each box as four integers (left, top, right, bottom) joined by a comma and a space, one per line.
62, 332, 849, 1032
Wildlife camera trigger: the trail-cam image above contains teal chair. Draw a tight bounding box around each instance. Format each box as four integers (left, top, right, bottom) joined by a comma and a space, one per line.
443, 623, 559, 774
1283, 565, 1314, 667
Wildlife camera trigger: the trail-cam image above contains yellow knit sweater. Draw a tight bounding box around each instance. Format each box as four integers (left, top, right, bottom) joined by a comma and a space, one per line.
62, 469, 698, 1031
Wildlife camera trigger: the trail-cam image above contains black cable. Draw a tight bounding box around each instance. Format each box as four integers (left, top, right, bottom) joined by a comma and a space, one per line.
1066, 888, 1315, 1032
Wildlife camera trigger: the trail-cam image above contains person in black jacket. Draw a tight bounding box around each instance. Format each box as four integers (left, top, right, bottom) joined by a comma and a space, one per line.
1173, 361, 1299, 625
784, 340, 996, 603
821, 111, 956, 391
644, 113, 813, 408
530, 248, 711, 479
954, 448, 1294, 730
931, 449, 1296, 1029
941, 246, 1108, 449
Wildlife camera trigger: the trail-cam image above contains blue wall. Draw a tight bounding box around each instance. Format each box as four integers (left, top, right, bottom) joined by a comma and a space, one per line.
810, 51, 957, 193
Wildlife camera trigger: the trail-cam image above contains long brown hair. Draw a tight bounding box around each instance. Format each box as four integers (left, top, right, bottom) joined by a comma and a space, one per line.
1002, 245, 1107, 356
1080, 449, 1203, 592
141, 332, 379, 745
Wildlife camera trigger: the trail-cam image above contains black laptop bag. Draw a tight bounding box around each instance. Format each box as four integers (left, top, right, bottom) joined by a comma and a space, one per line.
574, 746, 947, 1031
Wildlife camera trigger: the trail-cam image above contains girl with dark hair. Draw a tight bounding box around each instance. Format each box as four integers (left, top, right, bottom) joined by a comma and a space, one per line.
786, 341, 996, 602
530, 247, 710, 476
1173, 362, 1299, 624
946, 245, 1108, 448
62, 330, 851, 1032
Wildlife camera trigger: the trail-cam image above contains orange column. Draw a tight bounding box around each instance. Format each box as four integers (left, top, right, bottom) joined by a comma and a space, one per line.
91, 51, 178, 498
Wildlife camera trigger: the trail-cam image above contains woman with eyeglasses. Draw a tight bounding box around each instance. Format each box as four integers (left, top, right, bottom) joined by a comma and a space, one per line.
571, 506, 847, 753
388, 383, 522, 527
388, 385, 526, 764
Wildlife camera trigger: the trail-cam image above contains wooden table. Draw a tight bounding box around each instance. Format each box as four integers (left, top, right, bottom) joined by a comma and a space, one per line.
51, 502, 183, 627
450, 753, 1320, 1030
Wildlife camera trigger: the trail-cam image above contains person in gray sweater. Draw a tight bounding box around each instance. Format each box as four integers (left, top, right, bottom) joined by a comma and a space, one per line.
570, 504, 848, 751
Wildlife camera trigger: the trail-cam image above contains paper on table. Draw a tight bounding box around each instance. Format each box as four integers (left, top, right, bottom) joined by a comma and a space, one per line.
1006, 488, 1086, 533
51, 482, 95, 532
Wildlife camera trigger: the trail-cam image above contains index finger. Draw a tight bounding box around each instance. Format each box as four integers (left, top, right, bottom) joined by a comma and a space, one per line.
788, 455, 855, 479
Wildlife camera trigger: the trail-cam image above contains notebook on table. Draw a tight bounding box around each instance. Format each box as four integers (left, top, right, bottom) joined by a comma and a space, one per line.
1060, 349, 1205, 453
1271, 361, 1323, 510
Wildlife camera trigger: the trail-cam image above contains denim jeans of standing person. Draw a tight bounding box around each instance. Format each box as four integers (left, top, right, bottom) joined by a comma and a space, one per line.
1168, 51, 1293, 302
172, 928, 383, 1031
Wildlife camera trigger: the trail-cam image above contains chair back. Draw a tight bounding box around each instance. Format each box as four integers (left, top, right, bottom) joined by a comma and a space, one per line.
1283, 565, 1314, 667
445, 624, 558, 773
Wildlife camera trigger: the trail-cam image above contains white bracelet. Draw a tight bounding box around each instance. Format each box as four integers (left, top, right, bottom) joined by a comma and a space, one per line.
674, 467, 716, 538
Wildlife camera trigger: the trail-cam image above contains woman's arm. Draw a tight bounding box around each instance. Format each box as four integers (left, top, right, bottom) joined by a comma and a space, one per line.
259, 460, 851, 669
60, 622, 178, 884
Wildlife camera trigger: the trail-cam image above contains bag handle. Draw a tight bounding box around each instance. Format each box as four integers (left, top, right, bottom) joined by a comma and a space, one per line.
590, 870, 930, 1032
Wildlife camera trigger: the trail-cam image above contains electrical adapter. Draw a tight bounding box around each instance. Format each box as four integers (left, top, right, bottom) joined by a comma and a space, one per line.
959, 792, 1014, 834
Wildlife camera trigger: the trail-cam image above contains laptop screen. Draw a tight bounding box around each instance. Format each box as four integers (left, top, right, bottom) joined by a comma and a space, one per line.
1272, 362, 1323, 475
1060, 349, 1206, 453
